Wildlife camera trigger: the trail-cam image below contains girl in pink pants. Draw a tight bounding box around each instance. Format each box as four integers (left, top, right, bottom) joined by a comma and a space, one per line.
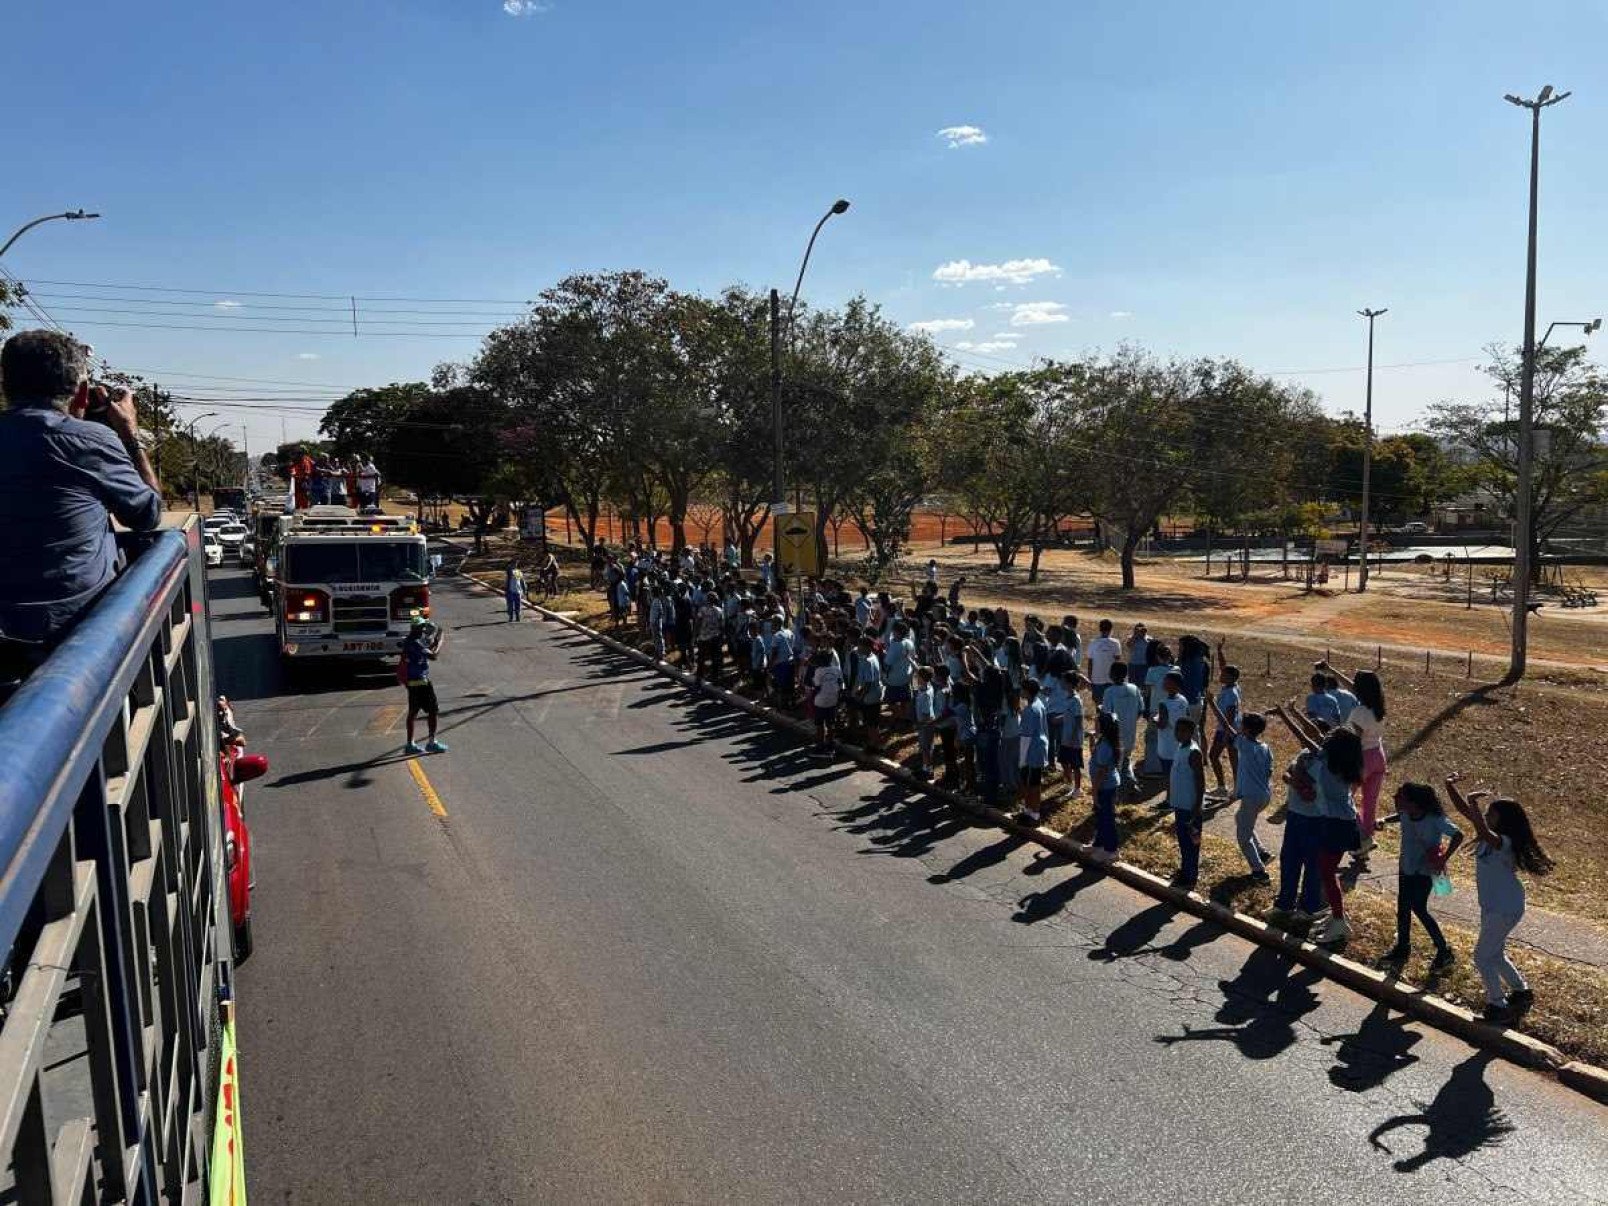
1317, 662, 1388, 853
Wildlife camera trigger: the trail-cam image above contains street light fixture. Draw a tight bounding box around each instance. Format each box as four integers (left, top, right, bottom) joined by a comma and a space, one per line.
1502, 85, 1570, 684
771, 199, 851, 563
183, 412, 218, 512
0, 210, 101, 259
1355, 307, 1387, 593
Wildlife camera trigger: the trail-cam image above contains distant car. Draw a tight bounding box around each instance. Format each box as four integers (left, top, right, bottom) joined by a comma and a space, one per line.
238, 536, 256, 565
203, 514, 231, 534
203, 533, 224, 567
217, 523, 249, 552
1401, 521, 1430, 535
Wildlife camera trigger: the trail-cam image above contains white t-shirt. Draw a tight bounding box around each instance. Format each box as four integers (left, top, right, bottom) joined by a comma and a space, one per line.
814, 664, 843, 708
1088, 636, 1122, 685
358, 463, 379, 490
1348, 704, 1385, 752
1474, 835, 1525, 915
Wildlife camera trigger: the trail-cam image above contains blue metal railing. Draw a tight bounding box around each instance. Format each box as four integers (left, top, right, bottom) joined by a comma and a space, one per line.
0, 526, 228, 1203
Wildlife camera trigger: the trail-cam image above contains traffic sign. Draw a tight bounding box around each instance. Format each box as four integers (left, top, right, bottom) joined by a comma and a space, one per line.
777, 510, 820, 578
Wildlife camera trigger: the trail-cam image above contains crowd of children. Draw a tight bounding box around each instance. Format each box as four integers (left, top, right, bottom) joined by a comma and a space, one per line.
582, 540, 1555, 1025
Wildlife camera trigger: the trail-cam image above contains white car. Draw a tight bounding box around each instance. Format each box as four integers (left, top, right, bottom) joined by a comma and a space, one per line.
217, 523, 249, 552
238, 536, 256, 565
203, 534, 224, 567
203, 515, 231, 536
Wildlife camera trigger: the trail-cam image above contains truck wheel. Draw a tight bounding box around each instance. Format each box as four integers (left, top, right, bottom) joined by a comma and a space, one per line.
233, 918, 254, 964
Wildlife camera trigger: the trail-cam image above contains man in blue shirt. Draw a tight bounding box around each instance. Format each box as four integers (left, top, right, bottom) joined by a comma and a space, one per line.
401, 618, 448, 754
0, 331, 163, 647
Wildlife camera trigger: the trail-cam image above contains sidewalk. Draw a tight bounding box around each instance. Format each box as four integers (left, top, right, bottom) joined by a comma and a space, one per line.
1199, 801, 1608, 970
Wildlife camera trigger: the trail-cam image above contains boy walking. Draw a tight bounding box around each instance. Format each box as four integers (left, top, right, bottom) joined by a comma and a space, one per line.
401, 618, 448, 755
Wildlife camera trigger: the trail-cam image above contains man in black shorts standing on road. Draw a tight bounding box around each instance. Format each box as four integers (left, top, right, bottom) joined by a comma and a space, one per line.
402, 617, 448, 755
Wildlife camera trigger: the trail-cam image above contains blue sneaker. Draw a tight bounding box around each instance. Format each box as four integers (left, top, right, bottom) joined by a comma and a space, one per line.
404, 741, 423, 755
424, 739, 449, 754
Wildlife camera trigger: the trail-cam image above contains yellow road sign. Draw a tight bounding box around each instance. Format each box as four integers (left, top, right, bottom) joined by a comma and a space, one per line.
776, 511, 820, 579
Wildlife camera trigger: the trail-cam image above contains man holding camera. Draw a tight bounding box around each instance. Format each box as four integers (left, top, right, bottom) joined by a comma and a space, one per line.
0, 330, 163, 648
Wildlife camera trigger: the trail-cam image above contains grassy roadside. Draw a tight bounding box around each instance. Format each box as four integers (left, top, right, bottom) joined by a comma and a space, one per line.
462, 541, 1608, 1068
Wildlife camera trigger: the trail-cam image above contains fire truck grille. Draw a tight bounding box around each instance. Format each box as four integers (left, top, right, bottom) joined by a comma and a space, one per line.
332, 596, 389, 633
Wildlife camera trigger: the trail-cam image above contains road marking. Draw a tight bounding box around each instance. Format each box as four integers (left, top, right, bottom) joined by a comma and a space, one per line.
406, 759, 449, 819
364, 704, 406, 736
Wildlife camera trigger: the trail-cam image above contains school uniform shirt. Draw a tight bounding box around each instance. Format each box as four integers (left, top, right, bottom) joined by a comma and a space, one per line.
749, 636, 769, 671
1313, 753, 1358, 821
1305, 691, 1343, 726
697, 605, 724, 643
1234, 737, 1273, 804
1045, 642, 1073, 680
913, 683, 937, 724
1144, 664, 1181, 713
1332, 687, 1360, 716
769, 628, 796, 667
1348, 704, 1386, 752
855, 654, 885, 704
1398, 813, 1462, 877
1041, 675, 1069, 719
1020, 698, 1050, 768
1168, 742, 1201, 810
952, 702, 976, 745
854, 595, 873, 625
814, 664, 844, 708
1101, 681, 1144, 749
1065, 632, 1083, 667
1215, 683, 1243, 736
1061, 692, 1085, 749
1088, 636, 1122, 685
1090, 740, 1119, 791
649, 597, 669, 630
944, 653, 965, 685
1282, 752, 1324, 817
1155, 695, 1189, 760
1126, 635, 1150, 674
1473, 836, 1525, 914
504, 569, 526, 598
884, 636, 915, 687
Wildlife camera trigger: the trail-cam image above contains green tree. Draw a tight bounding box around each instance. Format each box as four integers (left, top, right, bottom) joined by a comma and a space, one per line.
319, 382, 430, 463
1429, 344, 1608, 580
384, 386, 510, 551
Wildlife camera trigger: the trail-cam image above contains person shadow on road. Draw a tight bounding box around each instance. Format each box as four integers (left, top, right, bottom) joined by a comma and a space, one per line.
1367, 1051, 1516, 1173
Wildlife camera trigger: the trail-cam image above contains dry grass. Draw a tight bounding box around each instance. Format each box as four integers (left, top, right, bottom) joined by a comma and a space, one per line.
460, 536, 1608, 1068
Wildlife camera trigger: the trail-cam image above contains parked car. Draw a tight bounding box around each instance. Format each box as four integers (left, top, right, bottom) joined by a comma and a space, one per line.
203, 532, 224, 567
1401, 521, 1430, 535
217, 697, 265, 961
217, 522, 249, 553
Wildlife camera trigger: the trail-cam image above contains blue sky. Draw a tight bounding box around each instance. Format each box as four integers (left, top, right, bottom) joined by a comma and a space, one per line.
4, 0, 1606, 453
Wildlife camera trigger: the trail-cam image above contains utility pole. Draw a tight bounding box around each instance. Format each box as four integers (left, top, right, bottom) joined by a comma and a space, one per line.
1356, 307, 1387, 592
1502, 84, 1570, 684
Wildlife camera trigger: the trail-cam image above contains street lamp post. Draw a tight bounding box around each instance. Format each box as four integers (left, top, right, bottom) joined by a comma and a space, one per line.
1356, 307, 1387, 593
770, 198, 850, 568
0, 210, 100, 259
183, 412, 218, 512
1502, 85, 1570, 684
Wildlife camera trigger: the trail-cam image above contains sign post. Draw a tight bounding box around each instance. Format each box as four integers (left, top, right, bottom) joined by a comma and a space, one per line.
777, 510, 820, 581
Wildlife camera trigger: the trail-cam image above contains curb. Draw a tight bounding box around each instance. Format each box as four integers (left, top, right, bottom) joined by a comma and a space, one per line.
455, 567, 1608, 1106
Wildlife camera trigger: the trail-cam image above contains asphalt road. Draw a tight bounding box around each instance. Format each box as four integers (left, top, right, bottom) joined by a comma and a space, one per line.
209, 562, 1608, 1205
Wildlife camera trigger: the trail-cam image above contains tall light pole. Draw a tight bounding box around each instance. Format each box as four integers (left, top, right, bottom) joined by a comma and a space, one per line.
771, 199, 850, 563
0, 209, 99, 259
1503, 84, 1570, 684
1355, 307, 1387, 592
182, 412, 218, 512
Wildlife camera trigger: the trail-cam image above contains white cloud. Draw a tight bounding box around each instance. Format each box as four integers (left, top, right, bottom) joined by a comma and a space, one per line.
295, 352, 321, 360
502, 0, 550, 14
1109, 310, 1134, 319
214, 300, 240, 309
1009, 301, 1070, 326
932, 257, 1060, 286
908, 318, 975, 334
937, 125, 987, 149
956, 340, 1023, 355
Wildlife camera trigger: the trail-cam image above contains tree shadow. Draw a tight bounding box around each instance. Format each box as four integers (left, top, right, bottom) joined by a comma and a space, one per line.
1321, 1001, 1424, 1093
1367, 1052, 1515, 1172
1392, 684, 1504, 761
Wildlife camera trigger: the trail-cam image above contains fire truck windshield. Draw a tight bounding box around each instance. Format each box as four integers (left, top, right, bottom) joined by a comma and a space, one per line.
283, 542, 428, 584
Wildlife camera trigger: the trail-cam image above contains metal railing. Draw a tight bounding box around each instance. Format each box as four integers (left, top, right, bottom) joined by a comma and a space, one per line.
0, 526, 227, 1203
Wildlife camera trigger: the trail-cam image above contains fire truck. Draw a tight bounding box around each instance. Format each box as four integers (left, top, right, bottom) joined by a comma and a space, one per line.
272, 506, 432, 664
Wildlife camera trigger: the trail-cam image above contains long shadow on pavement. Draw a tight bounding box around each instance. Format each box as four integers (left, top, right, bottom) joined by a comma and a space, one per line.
1321, 1000, 1426, 1093
1153, 945, 1323, 1061
1367, 1052, 1515, 1172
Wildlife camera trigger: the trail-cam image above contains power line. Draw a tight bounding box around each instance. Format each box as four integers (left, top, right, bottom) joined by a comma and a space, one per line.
26, 290, 530, 318
19, 278, 532, 304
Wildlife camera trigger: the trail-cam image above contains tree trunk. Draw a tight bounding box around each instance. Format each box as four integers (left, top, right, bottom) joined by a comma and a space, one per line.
1028, 538, 1045, 583
1120, 533, 1140, 589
